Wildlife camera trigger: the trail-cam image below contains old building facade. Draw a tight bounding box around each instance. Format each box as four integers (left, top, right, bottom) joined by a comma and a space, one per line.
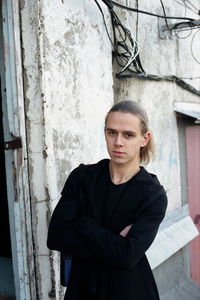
0, 0, 199, 299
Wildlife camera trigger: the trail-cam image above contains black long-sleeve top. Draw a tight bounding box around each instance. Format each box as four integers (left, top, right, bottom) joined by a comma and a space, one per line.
47, 159, 167, 300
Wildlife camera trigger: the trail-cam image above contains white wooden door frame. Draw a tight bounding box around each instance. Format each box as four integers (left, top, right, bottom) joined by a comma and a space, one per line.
1, 1, 36, 299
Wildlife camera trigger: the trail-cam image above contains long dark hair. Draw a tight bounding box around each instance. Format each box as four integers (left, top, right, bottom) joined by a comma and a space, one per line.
105, 100, 154, 164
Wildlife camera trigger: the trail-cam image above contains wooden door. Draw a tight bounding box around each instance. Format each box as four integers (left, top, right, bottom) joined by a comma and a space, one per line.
186, 125, 200, 285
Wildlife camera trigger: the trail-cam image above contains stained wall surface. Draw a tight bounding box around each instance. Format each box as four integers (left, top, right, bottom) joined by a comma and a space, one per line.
19, 0, 200, 298
21, 1, 113, 298
112, 0, 200, 212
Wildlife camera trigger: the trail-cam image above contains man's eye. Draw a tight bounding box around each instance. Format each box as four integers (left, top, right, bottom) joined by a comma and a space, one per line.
125, 133, 133, 138
108, 131, 116, 136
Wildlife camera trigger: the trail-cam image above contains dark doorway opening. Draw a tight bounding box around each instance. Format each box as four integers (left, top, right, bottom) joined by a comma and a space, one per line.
0, 80, 15, 297
0, 80, 12, 258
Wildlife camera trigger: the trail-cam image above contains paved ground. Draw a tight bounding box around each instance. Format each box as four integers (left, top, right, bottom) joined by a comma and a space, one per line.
161, 275, 200, 300
0, 276, 199, 300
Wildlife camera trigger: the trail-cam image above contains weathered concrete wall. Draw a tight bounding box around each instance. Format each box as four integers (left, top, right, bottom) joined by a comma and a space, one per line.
112, 0, 200, 212
111, 2, 200, 298
20, 0, 113, 298
19, 0, 199, 299
153, 248, 200, 300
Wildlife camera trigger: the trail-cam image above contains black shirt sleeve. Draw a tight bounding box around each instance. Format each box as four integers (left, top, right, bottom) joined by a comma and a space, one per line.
47, 164, 168, 269
72, 193, 167, 269
47, 168, 95, 260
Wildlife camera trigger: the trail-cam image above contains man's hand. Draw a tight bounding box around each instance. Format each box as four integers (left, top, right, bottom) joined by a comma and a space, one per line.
119, 224, 132, 237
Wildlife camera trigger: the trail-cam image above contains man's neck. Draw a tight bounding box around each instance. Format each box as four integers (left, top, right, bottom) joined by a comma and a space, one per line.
109, 161, 140, 185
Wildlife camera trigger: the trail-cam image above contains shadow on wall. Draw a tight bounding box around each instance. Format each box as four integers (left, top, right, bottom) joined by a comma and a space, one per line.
0, 297, 15, 300
0, 257, 15, 298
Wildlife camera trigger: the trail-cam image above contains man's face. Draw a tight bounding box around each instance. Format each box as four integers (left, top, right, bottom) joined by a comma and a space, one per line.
104, 112, 150, 167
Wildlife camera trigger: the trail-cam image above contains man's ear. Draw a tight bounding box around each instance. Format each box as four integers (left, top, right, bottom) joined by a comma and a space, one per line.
141, 132, 151, 147
104, 127, 108, 142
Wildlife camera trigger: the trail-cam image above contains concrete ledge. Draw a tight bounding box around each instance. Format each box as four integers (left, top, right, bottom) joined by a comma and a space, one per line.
146, 215, 199, 270
160, 274, 200, 300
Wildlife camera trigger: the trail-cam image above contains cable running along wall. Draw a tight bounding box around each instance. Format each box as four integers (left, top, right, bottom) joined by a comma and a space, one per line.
94, 0, 200, 96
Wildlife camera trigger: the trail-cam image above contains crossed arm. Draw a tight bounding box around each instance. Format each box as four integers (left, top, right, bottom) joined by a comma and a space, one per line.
47, 173, 167, 269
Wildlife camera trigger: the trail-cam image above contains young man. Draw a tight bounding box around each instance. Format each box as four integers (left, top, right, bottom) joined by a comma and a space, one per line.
47, 100, 167, 300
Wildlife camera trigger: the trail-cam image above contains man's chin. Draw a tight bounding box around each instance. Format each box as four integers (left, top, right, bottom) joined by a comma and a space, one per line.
110, 157, 128, 165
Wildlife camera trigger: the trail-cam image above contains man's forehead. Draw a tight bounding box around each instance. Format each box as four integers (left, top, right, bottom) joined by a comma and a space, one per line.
106, 127, 136, 133
105, 115, 141, 132
106, 111, 140, 123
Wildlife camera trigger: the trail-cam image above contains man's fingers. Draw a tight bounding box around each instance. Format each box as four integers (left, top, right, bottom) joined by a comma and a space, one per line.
119, 224, 132, 237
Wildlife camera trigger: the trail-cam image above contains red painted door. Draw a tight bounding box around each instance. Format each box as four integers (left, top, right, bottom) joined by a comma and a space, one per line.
186, 125, 200, 285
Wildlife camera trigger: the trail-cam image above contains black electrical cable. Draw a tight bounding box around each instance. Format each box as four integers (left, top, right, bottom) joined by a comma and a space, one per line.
168, 21, 200, 39
94, 0, 114, 46
102, 0, 195, 21
174, 0, 200, 16
170, 20, 200, 30
100, 1, 145, 74
160, 0, 169, 29
174, 27, 193, 39
191, 28, 200, 64
136, 0, 139, 40
169, 21, 193, 39
181, 76, 200, 80
94, 0, 200, 96
116, 73, 200, 96
186, 0, 199, 11
174, 24, 193, 39
172, 26, 200, 32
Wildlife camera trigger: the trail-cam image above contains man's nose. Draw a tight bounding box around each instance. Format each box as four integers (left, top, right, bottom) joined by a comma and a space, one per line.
114, 134, 123, 146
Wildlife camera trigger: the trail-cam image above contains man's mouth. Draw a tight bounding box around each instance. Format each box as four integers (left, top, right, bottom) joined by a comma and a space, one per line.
113, 151, 125, 156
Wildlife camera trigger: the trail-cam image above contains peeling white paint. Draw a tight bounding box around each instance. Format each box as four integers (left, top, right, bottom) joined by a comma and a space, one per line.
1, 1, 36, 299
20, 0, 113, 298
16, 0, 200, 298
113, 0, 200, 212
